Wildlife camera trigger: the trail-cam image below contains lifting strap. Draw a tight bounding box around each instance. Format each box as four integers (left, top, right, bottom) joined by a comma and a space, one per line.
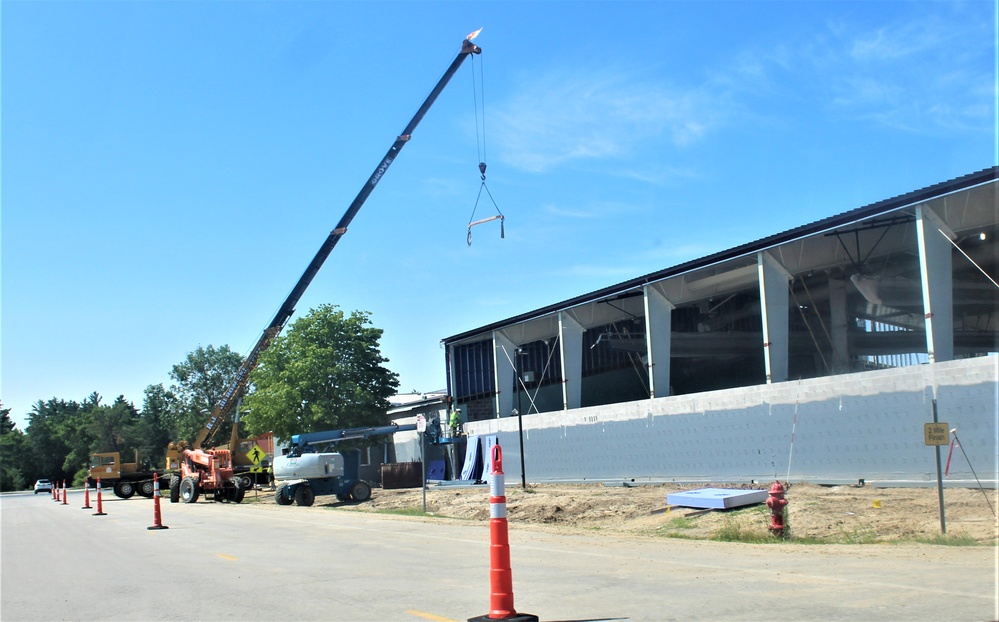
465, 48, 504, 246
467, 161, 504, 246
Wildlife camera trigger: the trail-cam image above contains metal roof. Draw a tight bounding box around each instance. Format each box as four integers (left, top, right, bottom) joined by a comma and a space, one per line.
443, 166, 999, 344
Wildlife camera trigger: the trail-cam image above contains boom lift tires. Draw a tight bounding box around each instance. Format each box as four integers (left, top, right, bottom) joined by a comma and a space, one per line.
169, 475, 180, 504
275, 484, 294, 505
294, 485, 315, 507
350, 481, 371, 502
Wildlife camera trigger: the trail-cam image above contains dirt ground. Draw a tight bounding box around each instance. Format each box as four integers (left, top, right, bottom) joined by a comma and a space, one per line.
250, 480, 999, 545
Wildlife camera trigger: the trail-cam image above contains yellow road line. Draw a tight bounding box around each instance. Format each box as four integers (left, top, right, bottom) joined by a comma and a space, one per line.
404, 610, 456, 622
215, 553, 238, 561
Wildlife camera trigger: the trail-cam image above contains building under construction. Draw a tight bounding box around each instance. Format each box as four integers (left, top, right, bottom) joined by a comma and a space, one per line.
430, 167, 998, 485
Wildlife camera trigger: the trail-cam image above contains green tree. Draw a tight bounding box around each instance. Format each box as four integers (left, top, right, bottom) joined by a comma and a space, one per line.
168, 345, 243, 444
0, 403, 27, 490
0, 428, 29, 491
25, 397, 88, 485
137, 384, 177, 467
243, 305, 399, 440
63, 393, 104, 484
0, 403, 15, 435
0, 402, 29, 490
87, 395, 140, 455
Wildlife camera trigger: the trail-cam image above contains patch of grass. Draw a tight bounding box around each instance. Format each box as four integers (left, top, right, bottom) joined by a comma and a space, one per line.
239, 493, 271, 504
835, 527, 881, 544
785, 534, 827, 545
913, 532, 983, 546
642, 515, 699, 539
665, 516, 697, 530
374, 506, 432, 517
710, 519, 774, 544
659, 531, 697, 540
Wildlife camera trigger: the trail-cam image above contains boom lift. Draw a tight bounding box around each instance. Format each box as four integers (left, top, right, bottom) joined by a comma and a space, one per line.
273, 423, 418, 506
169, 33, 482, 502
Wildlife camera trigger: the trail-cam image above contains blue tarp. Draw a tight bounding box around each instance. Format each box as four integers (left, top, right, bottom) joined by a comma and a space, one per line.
459, 435, 482, 481
459, 435, 498, 482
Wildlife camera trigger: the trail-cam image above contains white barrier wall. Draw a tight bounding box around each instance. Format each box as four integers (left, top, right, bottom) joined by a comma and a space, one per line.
464, 357, 998, 486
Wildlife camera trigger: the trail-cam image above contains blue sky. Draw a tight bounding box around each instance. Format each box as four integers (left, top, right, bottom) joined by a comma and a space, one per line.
2, 1, 995, 430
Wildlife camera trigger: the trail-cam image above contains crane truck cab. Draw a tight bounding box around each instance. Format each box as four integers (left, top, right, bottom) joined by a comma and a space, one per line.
87, 450, 170, 499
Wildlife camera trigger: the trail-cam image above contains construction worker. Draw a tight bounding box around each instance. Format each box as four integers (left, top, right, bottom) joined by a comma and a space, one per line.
449, 407, 461, 437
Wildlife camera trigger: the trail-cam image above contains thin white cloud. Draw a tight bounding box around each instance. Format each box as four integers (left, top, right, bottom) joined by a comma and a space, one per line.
553, 262, 643, 279
491, 70, 727, 174
817, 10, 994, 133
488, 5, 991, 177
544, 204, 599, 219
847, 17, 950, 63
543, 199, 646, 220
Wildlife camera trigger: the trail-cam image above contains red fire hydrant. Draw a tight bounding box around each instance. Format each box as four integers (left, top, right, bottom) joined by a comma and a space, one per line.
766, 481, 788, 537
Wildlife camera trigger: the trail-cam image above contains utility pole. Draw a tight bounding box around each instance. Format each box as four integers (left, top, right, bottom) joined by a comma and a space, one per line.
515, 348, 528, 488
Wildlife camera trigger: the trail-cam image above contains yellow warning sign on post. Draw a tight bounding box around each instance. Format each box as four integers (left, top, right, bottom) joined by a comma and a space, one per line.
924, 423, 949, 446
248, 445, 265, 464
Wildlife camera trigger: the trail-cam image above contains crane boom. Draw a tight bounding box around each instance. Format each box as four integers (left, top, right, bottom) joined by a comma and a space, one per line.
195, 36, 483, 448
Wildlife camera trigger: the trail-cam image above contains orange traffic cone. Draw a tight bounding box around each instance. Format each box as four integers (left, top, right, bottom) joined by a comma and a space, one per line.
93, 478, 107, 516
147, 473, 168, 530
61, 481, 68, 505
81, 481, 92, 509
468, 443, 537, 622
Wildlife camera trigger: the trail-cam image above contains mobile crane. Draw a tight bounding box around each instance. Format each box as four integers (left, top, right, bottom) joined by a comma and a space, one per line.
169, 33, 483, 503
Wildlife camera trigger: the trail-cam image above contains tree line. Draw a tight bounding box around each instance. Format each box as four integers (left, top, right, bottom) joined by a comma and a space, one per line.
0, 305, 399, 491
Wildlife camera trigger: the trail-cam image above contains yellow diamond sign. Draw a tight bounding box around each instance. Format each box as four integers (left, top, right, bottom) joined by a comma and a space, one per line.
247, 445, 266, 465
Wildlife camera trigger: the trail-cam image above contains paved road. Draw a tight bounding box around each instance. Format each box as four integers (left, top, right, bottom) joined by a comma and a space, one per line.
2, 489, 995, 621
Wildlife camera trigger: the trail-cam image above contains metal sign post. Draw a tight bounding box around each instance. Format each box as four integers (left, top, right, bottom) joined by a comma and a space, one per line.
417, 415, 427, 514
924, 401, 948, 534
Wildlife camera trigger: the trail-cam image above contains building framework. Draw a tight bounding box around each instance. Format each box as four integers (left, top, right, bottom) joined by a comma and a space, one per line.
434, 169, 997, 485
443, 168, 998, 425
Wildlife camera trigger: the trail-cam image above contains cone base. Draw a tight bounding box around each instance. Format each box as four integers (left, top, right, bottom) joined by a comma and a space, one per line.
93, 512, 107, 516
147, 525, 169, 530
81, 506, 92, 509
467, 614, 538, 622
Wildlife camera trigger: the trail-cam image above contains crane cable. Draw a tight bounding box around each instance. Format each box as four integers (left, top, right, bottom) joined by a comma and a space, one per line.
467, 49, 504, 246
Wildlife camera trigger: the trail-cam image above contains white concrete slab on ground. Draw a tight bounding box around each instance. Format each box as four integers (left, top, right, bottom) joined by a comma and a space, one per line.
666, 487, 769, 509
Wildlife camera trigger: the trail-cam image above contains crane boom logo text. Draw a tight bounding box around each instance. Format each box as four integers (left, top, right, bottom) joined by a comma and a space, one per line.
370, 157, 394, 186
